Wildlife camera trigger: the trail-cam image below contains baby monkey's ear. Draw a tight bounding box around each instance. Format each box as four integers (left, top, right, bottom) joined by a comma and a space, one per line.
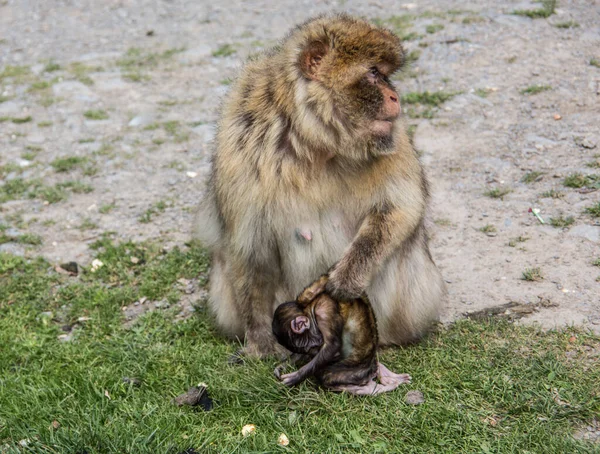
291, 315, 310, 334
297, 274, 329, 304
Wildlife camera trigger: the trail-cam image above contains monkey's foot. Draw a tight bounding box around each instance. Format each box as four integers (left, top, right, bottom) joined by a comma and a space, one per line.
330, 380, 400, 396
377, 362, 411, 386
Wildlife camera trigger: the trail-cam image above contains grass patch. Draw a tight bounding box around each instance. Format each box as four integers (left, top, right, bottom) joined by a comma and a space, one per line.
99, 203, 117, 214
549, 215, 575, 228
57, 180, 94, 194
425, 24, 444, 34
0, 232, 42, 246
563, 173, 600, 189
462, 15, 486, 24
68, 62, 99, 86
51, 156, 87, 172
84, 110, 109, 120
522, 267, 543, 281
484, 187, 511, 200
0, 178, 92, 204
479, 224, 497, 234
541, 189, 564, 198
508, 236, 529, 247
0, 244, 597, 452
373, 15, 421, 41
401, 90, 459, 106
37, 121, 53, 127
0, 65, 30, 81
585, 202, 600, 217
553, 20, 579, 28
513, 0, 556, 19
593, 258, 600, 267
591, 59, 600, 68
44, 61, 61, 72
78, 218, 98, 231
139, 200, 169, 223
520, 84, 552, 95
212, 44, 236, 57
521, 171, 544, 184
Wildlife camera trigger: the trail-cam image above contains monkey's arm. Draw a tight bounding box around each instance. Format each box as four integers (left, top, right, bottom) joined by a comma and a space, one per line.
326, 201, 423, 300
296, 275, 328, 307
280, 300, 343, 386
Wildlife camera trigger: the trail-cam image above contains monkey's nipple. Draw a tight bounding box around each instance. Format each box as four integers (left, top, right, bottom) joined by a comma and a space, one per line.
295, 227, 313, 242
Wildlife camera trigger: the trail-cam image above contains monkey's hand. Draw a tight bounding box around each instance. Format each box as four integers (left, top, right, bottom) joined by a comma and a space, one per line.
326, 261, 367, 300
280, 371, 303, 387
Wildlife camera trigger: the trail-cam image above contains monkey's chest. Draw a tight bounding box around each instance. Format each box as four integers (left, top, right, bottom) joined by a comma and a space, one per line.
278, 208, 359, 292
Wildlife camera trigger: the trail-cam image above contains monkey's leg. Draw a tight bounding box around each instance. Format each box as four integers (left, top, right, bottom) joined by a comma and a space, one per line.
377, 362, 411, 386
232, 266, 287, 358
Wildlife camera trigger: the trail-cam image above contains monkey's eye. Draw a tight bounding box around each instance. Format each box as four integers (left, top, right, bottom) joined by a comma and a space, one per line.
367, 67, 380, 84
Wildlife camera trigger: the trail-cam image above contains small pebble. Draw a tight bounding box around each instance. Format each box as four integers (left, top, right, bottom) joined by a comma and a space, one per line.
405, 390, 425, 405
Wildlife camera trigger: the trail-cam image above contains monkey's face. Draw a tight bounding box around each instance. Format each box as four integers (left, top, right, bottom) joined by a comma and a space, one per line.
272, 301, 323, 354
295, 16, 404, 156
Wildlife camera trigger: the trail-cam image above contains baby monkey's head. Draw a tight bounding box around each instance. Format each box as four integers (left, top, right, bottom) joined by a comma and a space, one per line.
272, 300, 324, 355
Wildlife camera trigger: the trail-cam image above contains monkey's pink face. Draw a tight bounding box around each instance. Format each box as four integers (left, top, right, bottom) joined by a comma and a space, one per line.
364, 67, 401, 136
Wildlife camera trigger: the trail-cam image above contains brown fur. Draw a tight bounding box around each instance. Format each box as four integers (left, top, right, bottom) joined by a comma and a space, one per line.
195, 14, 446, 357
272, 275, 378, 388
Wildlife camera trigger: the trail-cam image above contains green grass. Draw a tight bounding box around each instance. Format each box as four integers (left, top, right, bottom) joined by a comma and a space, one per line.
484, 187, 511, 200
508, 236, 529, 247
513, 0, 556, 19
44, 61, 61, 72
549, 215, 575, 228
520, 84, 552, 95
401, 90, 459, 106
0, 242, 598, 453
553, 20, 579, 28
0, 232, 42, 246
563, 173, 600, 189
139, 200, 169, 223
425, 24, 444, 34
521, 171, 544, 184
84, 110, 109, 120
212, 44, 236, 57
0, 65, 30, 80
51, 156, 87, 172
0, 178, 92, 204
522, 267, 543, 281
591, 59, 600, 68
479, 224, 497, 234
585, 202, 600, 217
541, 189, 564, 199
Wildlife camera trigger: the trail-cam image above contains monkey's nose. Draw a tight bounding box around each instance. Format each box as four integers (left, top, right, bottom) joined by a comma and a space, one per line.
389, 94, 398, 103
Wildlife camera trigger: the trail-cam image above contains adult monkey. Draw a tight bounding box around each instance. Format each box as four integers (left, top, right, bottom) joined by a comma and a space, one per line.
195, 15, 445, 357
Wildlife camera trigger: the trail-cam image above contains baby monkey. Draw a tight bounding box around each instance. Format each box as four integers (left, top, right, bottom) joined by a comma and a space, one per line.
272, 276, 411, 395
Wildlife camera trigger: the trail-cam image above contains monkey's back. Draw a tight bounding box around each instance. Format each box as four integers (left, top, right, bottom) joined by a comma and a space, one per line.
317, 297, 379, 388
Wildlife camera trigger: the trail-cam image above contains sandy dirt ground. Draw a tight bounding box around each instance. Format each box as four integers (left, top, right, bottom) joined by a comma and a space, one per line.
1, 0, 599, 332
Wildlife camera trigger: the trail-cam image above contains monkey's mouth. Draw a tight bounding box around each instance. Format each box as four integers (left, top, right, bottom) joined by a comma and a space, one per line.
371, 119, 394, 135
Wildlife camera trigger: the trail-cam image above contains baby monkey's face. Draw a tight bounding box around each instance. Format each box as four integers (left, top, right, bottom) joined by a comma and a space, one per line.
272, 301, 324, 354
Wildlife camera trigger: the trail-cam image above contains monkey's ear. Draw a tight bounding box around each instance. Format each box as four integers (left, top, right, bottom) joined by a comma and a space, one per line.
291, 315, 310, 334
300, 41, 328, 80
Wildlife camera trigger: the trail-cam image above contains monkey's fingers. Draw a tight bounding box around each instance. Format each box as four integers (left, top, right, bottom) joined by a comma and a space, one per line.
298, 275, 329, 303
280, 372, 302, 386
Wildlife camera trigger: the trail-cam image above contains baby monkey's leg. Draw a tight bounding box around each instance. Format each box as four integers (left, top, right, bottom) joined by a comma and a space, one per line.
377, 362, 411, 386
